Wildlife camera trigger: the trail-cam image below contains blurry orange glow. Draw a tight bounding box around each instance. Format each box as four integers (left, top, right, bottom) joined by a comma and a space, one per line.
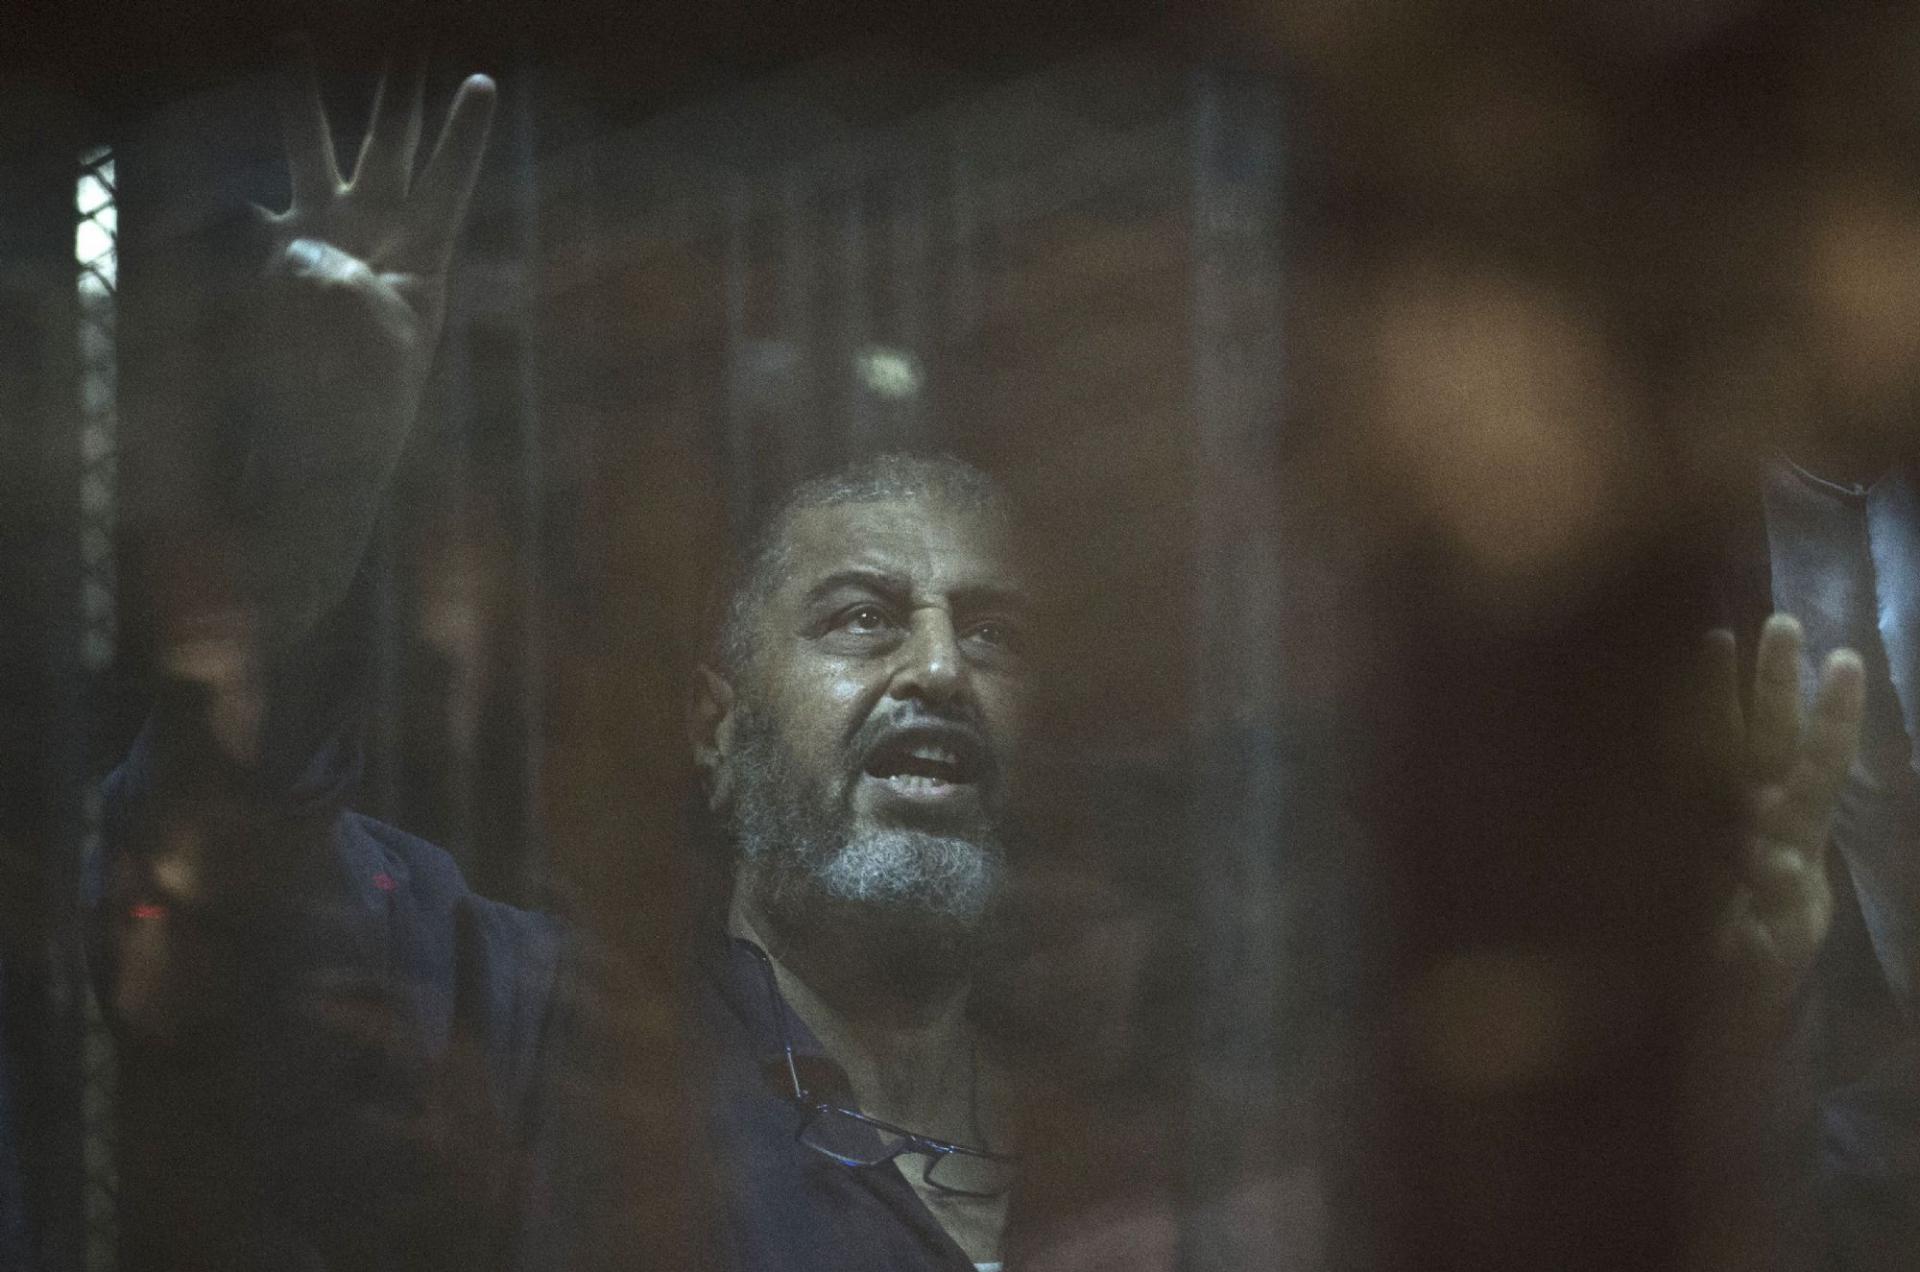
1806, 186, 1920, 411
1408, 948, 1576, 1094
1365, 264, 1628, 607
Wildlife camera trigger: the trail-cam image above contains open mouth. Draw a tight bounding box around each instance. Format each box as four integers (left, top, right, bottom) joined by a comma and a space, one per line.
860, 726, 987, 796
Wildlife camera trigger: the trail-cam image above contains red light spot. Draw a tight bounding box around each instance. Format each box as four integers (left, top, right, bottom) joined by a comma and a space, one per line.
129, 901, 167, 921
372, 872, 397, 892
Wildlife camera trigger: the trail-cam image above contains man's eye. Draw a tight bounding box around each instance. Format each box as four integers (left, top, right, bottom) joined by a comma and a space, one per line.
836, 604, 891, 633
966, 621, 1023, 653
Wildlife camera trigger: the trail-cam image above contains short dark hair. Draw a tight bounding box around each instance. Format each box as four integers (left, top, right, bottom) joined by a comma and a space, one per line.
712, 453, 1011, 677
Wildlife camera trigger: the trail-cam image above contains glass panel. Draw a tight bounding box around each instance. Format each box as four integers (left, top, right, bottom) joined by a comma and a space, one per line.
5, 12, 1919, 1272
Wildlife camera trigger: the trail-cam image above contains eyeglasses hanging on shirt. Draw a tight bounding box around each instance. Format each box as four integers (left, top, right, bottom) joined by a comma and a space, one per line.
740, 938, 1018, 1199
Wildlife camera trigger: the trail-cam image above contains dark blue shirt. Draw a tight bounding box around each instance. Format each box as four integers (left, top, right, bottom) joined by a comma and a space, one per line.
96, 678, 987, 1271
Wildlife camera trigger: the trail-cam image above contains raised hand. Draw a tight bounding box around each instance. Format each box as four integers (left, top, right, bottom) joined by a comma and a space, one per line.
264, 41, 495, 344
1700, 615, 1865, 1025
243, 41, 496, 648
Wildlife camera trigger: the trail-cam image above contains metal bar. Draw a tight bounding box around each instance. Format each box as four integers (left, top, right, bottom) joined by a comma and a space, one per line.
723, 173, 755, 537
838, 159, 872, 456
888, 145, 930, 445
507, 62, 546, 903
780, 164, 821, 466
71, 145, 121, 1272
0, 98, 102, 1272
945, 117, 983, 344
1178, 63, 1291, 1272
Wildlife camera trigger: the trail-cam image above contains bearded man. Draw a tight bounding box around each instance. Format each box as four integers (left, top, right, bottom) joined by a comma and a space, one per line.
690, 454, 1030, 1270
97, 49, 1026, 1272
109, 458, 1029, 1272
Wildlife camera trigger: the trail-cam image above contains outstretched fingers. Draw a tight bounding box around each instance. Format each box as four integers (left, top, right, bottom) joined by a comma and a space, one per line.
1697, 628, 1745, 785
1765, 647, 1865, 858
350, 48, 428, 202
1711, 621, 1861, 1002
404, 74, 498, 269
1747, 614, 1806, 784
275, 36, 341, 210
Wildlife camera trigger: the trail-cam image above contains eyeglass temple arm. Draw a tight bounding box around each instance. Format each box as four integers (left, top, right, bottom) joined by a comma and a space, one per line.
748, 940, 811, 1101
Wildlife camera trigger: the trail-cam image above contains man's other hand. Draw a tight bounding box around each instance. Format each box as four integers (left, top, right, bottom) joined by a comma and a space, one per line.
1700, 615, 1865, 1026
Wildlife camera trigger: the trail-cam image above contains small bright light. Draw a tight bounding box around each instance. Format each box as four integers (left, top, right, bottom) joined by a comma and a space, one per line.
855, 346, 922, 399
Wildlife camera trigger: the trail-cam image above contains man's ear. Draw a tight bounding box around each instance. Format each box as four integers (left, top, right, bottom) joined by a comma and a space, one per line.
689, 663, 738, 813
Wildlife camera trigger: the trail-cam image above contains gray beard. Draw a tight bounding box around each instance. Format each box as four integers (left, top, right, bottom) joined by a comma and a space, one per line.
725, 706, 1005, 976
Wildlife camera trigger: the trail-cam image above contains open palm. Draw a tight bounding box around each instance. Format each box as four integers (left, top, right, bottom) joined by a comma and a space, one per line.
1702, 614, 1864, 1023
262, 45, 495, 343
243, 44, 495, 647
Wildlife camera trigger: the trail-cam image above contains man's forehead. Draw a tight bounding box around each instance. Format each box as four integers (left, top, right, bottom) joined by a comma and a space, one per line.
778, 496, 1024, 596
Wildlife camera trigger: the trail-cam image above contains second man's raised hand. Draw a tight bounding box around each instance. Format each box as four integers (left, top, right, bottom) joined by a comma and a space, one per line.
1701, 614, 1865, 1030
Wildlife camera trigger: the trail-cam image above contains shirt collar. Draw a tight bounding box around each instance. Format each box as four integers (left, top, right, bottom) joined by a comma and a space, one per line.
710, 934, 860, 1102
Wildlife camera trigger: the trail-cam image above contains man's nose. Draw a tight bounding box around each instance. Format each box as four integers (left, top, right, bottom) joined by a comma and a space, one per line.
888, 609, 966, 705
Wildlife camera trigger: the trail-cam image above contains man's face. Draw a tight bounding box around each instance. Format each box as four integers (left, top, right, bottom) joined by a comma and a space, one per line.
719, 494, 1030, 955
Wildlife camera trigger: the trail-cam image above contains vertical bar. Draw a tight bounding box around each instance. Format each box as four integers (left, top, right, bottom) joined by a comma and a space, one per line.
0, 968, 26, 1272
669, 188, 700, 442
780, 165, 820, 468
71, 147, 120, 1272
506, 62, 545, 902
429, 60, 544, 902
1179, 63, 1291, 1272
723, 173, 755, 536
888, 145, 930, 446
1, 98, 101, 1272
424, 77, 479, 871
839, 159, 872, 456
946, 114, 983, 344
41, 221, 90, 1271
366, 514, 402, 823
